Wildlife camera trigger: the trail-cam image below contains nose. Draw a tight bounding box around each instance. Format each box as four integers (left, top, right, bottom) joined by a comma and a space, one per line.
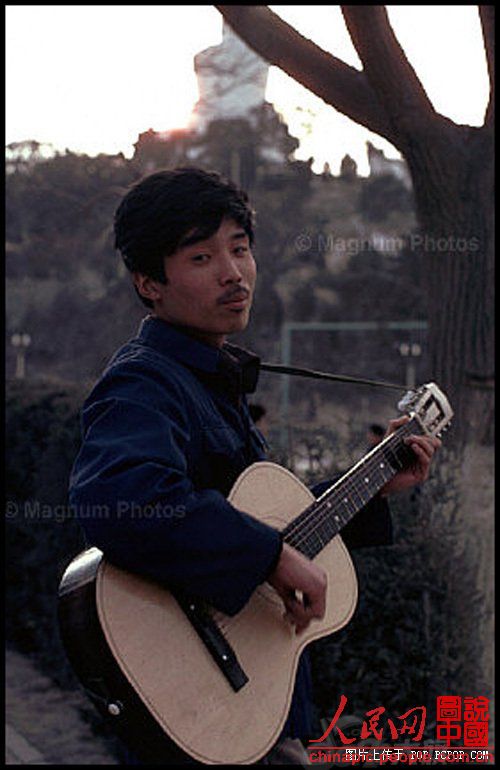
217, 250, 243, 285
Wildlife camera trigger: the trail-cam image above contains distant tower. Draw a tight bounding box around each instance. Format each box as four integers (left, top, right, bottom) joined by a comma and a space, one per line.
190, 22, 270, 132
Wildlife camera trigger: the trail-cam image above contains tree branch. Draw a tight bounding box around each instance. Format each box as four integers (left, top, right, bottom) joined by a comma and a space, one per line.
215, 5, 398, 145
478, 5, 494, 128
341, 5, 437, 136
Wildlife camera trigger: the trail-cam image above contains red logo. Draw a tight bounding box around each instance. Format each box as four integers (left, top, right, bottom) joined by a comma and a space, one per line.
309, 695, 427, 746
307, 695, 492, 764
436, 696, 489, 747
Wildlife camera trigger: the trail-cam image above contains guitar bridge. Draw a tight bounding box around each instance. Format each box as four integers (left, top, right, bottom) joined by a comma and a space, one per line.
173, 590, 249, 692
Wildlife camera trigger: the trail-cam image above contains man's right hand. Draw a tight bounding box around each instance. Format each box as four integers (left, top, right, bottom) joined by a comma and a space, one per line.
267, 543, 327, 634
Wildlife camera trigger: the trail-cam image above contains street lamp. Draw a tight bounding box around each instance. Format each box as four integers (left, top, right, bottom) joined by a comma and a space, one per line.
11, 333, 31, 379
396, 341, 422, 388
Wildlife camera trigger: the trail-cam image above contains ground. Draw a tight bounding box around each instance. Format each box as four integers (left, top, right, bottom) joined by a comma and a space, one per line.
5, 648, 119, 765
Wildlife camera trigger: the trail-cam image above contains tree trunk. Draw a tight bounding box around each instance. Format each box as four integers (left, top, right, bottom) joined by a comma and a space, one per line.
402, 121, 494, 445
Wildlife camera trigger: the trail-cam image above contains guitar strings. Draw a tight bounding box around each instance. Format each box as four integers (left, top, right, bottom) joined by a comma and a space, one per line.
283, 421, 419, 557
214, 422, 419, 627
292, 422, 418, 555
288, 423, 414, 554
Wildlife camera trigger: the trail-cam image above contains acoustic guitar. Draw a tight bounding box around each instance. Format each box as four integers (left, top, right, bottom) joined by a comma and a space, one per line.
58, 382, 452, 764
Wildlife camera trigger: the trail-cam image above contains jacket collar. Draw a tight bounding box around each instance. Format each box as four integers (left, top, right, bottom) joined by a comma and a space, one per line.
137, 315, 260, 394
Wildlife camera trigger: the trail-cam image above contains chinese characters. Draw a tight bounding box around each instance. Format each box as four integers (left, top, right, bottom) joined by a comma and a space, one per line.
310, 695, 426, 746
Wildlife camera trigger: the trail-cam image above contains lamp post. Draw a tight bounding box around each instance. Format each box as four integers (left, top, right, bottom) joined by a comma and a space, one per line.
11, 333, 31, 379
396, 341, 422, 388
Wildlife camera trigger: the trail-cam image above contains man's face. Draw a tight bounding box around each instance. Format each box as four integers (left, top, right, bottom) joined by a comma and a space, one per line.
135, 217, 256, 347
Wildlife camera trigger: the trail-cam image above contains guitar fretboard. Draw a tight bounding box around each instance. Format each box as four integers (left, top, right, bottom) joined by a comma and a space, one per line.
282, 418, 423, 559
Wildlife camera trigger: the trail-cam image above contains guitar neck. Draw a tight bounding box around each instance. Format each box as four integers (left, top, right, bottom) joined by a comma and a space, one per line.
282, 417, 424, 559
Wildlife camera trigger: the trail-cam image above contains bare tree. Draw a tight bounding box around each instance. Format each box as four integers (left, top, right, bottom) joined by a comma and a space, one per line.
215, 5, 494, 446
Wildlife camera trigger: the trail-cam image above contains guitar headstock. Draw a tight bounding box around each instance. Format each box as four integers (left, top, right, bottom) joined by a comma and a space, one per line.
397, 382, 453, 438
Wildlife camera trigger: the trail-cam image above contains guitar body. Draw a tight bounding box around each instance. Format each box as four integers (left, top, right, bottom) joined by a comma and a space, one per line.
60, 461, 357, 764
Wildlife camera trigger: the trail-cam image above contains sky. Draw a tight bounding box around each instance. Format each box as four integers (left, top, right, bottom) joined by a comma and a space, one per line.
5, 5, 490, 175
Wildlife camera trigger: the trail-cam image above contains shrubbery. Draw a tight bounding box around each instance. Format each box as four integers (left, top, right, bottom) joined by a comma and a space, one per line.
6, 380, 88, 687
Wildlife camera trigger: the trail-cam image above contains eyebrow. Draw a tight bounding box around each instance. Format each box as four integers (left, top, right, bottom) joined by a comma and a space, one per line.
178, 229, 248, 250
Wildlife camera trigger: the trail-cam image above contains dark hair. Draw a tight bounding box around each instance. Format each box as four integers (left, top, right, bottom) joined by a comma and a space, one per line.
369, 423, 385, 437
114, 167, 255, 308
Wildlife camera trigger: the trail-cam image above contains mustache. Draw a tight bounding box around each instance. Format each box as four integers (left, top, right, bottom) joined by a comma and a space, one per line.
217, 286, 250, 305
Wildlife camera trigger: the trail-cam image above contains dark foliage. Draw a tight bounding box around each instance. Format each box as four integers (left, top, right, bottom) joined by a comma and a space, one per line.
6, 381, 87, 687
359, 174, 415, 223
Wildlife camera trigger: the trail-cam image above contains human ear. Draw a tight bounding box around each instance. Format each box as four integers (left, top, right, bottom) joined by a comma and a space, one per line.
133, 273, 162, 304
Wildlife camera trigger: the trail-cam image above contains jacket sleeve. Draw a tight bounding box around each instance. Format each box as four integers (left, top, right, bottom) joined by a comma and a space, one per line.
68, 365, 282, 616
310, 478, 393, 549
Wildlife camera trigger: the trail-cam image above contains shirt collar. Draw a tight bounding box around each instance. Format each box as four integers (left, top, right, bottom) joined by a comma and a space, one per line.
136, 316, 261, 394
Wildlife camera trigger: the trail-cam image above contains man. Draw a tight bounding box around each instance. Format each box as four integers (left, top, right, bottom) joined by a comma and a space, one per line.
68, 167, 440, 765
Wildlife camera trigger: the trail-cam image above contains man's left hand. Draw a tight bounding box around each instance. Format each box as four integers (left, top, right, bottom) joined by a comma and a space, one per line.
380, 416, 442, 496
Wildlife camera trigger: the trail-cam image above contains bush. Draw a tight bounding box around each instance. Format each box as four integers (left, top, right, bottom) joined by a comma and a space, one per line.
6, 380, 88, 687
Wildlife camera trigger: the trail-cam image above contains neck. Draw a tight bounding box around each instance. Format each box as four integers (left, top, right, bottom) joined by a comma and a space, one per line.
151, 315, 226, 348
282, 417, 423, 558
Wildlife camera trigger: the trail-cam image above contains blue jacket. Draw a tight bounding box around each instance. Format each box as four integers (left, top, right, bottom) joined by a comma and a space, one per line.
69, 315, 392, 742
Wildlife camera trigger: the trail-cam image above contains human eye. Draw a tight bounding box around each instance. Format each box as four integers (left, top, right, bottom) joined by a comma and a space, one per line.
190, 253, 210, 264
234, 244, 250, 256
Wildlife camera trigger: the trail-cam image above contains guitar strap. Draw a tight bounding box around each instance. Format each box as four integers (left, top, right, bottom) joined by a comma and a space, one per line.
260, 362, 405, 392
